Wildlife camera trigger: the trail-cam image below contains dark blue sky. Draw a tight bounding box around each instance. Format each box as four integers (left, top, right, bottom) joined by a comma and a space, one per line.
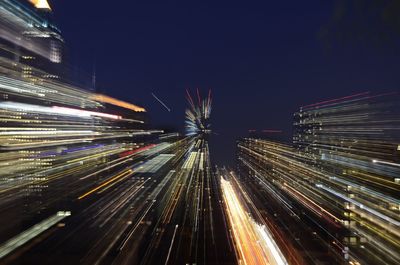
51, 0, 400, 165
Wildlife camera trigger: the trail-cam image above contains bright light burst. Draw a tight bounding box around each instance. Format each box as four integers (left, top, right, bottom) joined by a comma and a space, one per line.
185, 89, 212, 136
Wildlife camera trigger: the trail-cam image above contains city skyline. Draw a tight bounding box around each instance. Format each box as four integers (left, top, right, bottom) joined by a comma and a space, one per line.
0, 1, 399, 265
50, 0, 400, 165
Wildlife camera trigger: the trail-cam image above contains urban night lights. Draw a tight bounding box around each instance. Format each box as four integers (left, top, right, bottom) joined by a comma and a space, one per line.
185, 89, 212, 136
0, 0, 399, 265
237, 92, 400, 265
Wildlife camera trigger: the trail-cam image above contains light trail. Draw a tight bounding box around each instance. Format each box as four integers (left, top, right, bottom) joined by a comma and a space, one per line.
165, 225, 179, 265
220, 176, 288, 265
0, 211, 70, 259
29, 0, 51, 10
91, 94, 145, 112
152, 92, 171, 112
372, 159, 400, 168
78, 169, 133, 200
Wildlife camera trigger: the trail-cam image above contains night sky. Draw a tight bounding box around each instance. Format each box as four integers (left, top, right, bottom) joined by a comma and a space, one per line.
50, 0, 400, 165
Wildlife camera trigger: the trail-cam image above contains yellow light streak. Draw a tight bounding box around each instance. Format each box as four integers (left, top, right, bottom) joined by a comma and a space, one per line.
78, 169, 133, 200
91, 94, 146, 112
29, 0, 51, 10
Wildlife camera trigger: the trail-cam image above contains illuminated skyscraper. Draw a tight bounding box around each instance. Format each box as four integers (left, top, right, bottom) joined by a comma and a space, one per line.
293, 92, 400, 264
0, 0, 65, 81
237, 92, 400, 265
